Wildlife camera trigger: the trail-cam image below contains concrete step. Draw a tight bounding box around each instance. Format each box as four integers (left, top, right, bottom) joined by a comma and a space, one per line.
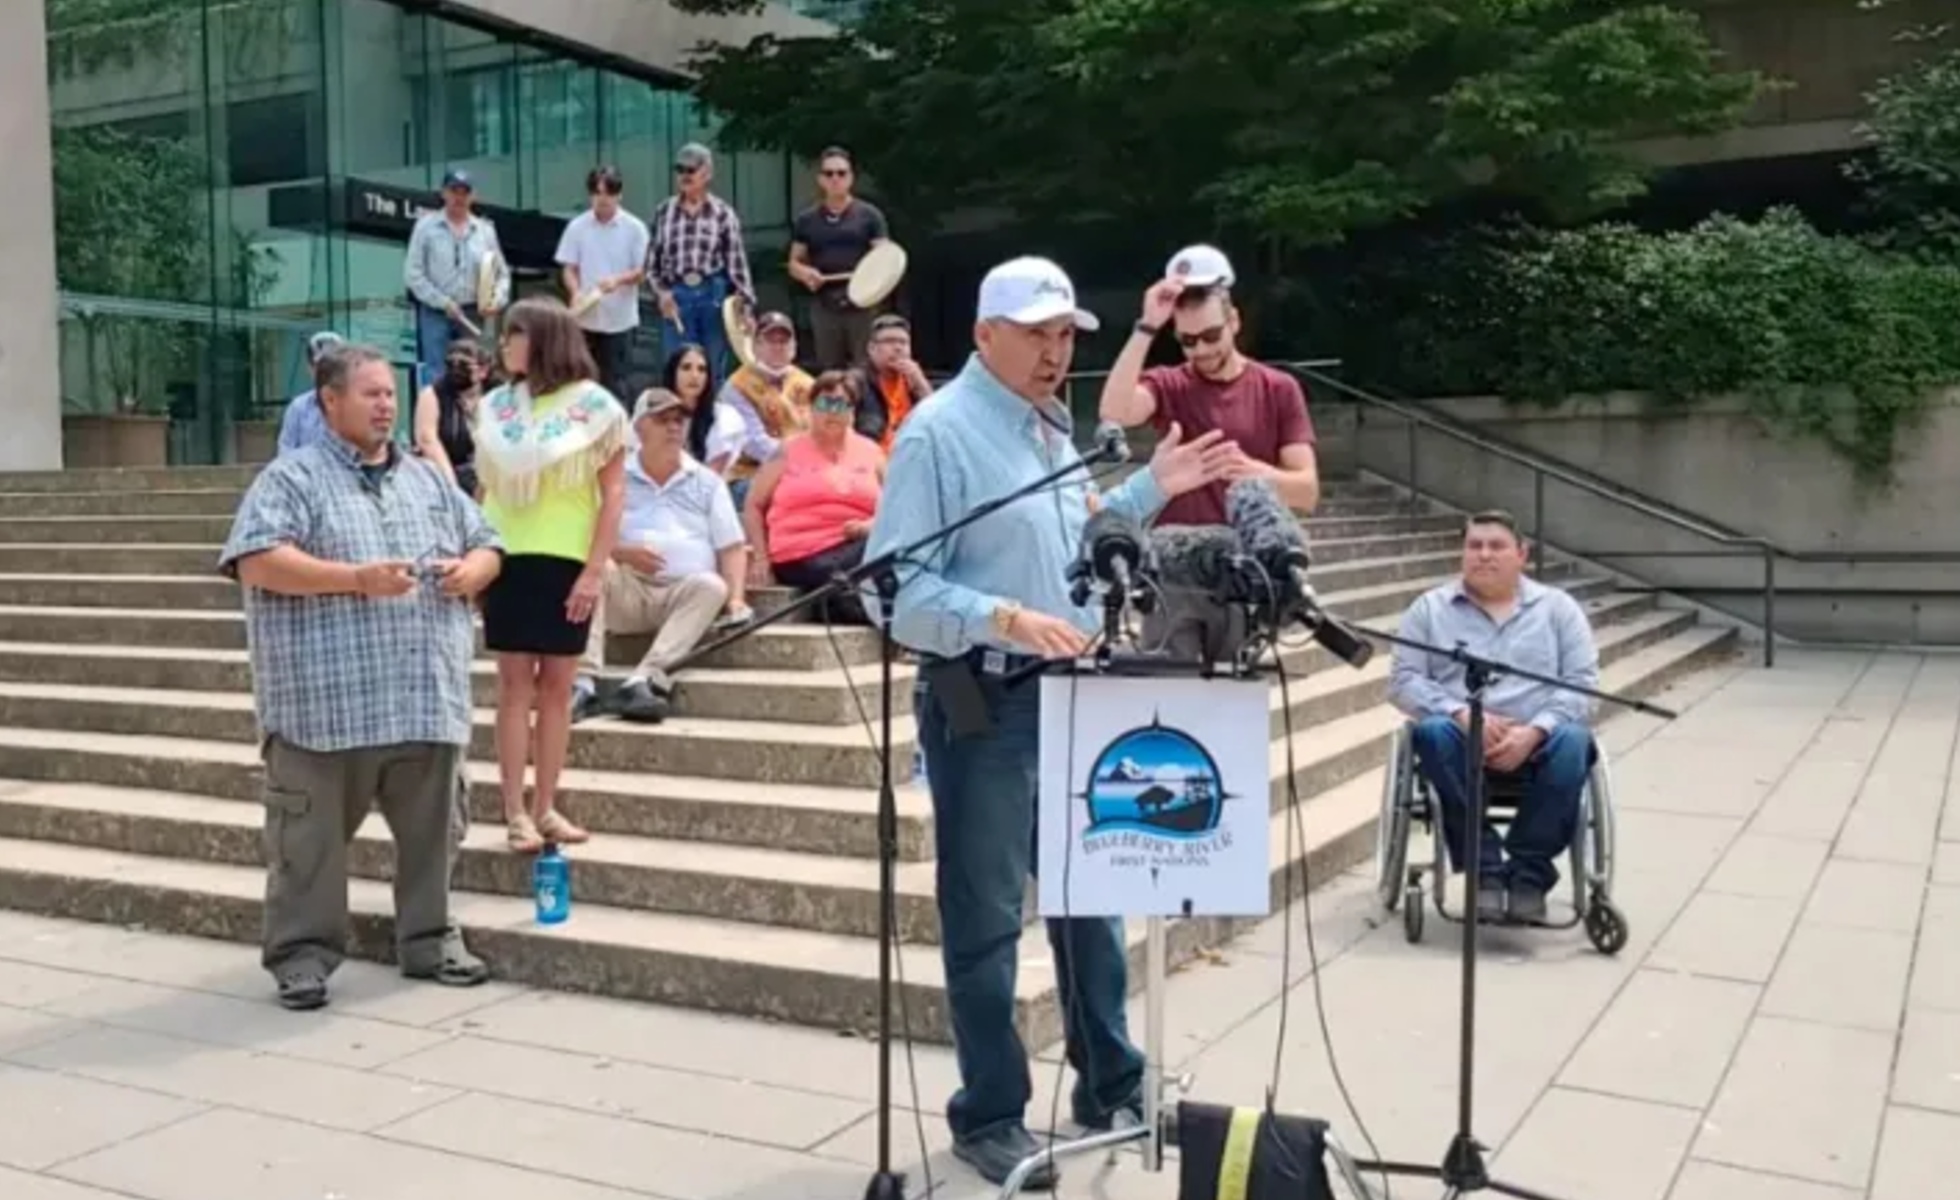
0, 486, 1423, 523
0, 682, 908, 789
0, 490, 247, 518
0, 623, 1736, 1044
0, 548, 1476, 615
0, 509, 1466, 547
0, 529, 1468, 579
0, 600, 1691, 880
0, 728, 938, 862
0, 466, 261, 494
0, 604, 884, 671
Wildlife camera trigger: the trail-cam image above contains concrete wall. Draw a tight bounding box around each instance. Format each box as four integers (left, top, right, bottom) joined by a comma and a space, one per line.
1630, 0, 1950, 167
437, 0, 832, 76
1347, 392, 1960, 646
0, 1, 65, 471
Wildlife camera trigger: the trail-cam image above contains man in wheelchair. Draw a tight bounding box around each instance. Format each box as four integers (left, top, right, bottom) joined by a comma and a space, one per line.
1386, 510, 1600, 925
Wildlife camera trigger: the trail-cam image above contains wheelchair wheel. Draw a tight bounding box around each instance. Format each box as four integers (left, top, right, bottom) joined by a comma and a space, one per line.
1403, 885, 1425, 943
1587, 753, 1618, 892
1584, 899, 1628, 956
1376, 733, 1414, 912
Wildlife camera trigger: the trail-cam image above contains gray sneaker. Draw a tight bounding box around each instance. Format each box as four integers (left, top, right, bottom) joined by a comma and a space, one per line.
952, 1125, 1059, 1190
614, 679, 672, 725
1508, 885, 1550, 924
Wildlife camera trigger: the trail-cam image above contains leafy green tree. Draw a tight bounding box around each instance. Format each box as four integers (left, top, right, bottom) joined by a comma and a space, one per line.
1850, 43, 1960, 259
673, 0, 1758, 248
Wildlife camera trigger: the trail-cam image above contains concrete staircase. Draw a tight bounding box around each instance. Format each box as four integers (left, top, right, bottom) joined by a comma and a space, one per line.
0, 465, 1738, 1045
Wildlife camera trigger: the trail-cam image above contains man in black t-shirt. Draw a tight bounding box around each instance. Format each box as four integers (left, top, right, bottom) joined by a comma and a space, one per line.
788, 146, 891, 370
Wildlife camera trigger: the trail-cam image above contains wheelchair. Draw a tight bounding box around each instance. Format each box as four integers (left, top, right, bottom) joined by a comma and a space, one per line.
1375, 723, 1628, 955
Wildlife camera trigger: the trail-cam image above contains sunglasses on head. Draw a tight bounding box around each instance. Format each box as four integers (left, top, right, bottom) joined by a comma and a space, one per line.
812, 393, 854, 413
1177, 325, 1228, 349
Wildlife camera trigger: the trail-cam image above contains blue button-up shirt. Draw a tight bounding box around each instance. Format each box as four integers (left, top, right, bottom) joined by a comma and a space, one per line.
277, 390, 329, 456
219, 436, 503, 753
1387, 576, 1600, 732
865, 354, 1167, 658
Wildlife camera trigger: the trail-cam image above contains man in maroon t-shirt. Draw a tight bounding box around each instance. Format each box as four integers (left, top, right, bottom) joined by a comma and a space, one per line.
1098, 244, 1321, 526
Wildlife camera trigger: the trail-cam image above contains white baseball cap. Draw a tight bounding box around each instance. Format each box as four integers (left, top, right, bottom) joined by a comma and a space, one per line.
976, 256, 1100, 331
1165, 243, 1235, 288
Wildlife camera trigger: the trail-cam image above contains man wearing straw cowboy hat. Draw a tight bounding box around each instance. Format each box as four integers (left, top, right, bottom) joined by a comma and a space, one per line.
645, 143, 756, 382
557, 164, 652, 403
788, 146, 893, 371
403, 169, 510, 385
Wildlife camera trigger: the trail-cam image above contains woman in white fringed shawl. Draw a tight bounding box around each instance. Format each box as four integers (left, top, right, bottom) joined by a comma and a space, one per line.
474, 298, 629, 854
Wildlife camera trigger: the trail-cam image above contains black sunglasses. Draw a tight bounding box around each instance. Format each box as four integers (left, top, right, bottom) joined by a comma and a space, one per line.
1176, 325, 1228, 349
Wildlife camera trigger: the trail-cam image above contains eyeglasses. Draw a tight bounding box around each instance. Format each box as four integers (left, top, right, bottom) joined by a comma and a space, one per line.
673, 164, 699, 176
812, 394, 854, 414
1176, 325, 1228, 349
820, 168, 850, 178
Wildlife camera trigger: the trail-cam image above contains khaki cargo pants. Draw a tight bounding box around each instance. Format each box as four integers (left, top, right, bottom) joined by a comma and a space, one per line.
260, 736, 469, 978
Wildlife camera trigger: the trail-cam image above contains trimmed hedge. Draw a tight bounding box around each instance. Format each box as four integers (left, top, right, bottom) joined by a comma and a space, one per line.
1343, 209, 1960, 485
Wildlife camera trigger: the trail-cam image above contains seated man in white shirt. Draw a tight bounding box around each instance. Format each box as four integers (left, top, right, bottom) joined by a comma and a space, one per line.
579, 388, 751, 725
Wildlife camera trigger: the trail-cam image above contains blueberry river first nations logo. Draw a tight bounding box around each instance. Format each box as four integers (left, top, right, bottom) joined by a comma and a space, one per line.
1077, 712, 1240, 885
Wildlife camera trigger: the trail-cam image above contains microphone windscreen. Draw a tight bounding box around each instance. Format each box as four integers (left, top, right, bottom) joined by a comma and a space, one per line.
1226, 477, 1308, 560
1093, 420, 1132, 463
1149, 524, 1242, 593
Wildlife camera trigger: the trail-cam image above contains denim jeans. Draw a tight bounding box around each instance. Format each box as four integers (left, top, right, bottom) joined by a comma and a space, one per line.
1407, 715, 1592, 893
918, 668, 1144, 1142
663, 273, 732, 383
414, 300, 480, 383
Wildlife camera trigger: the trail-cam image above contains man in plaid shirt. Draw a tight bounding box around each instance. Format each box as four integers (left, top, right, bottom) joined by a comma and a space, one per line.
646, 143, 756, 381
220, 342, 505, 1012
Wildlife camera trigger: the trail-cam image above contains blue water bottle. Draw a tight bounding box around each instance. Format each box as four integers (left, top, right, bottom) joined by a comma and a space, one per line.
533, 844, 571, 925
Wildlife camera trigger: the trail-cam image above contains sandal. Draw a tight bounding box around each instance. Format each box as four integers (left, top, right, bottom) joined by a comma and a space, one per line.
536, 809, 590, 845
506, 812, 544, 853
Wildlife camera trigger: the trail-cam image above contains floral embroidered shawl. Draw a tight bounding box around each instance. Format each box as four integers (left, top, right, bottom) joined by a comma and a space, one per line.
472, 380, 628, 509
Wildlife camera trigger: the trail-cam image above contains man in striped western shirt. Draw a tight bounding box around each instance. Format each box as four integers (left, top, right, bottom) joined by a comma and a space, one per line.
865, 257, 1237, 1189
645, 143, 756, 381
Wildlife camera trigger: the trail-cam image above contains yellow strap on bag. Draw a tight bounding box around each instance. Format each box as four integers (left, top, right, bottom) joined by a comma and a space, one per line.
1215, 1106, 1263, 1200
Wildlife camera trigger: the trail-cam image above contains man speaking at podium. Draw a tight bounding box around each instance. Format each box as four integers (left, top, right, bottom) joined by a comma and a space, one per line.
866, 256, 1237, 1187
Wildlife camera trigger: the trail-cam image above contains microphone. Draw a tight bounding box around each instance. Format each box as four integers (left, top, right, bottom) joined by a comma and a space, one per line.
1148, 524, 1245, 598
1225, 478, 1373, 669
1092, 420, 1132, 464
1069, 508, 1153, 606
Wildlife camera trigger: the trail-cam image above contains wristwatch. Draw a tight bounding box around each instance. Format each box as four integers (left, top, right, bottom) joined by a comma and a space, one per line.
991, 600, 1024, 640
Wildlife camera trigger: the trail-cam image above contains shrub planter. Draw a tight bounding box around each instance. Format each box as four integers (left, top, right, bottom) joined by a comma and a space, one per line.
61, 414, 170, 469
232, 420, 280, 464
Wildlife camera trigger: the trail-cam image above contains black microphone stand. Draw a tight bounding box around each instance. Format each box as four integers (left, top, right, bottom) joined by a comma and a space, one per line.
1344, 626, 1677, 1200
670, 436, 1131, 1200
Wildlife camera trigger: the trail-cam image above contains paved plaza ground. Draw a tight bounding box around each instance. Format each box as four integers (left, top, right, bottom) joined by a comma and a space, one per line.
0, 647, 1954, 1200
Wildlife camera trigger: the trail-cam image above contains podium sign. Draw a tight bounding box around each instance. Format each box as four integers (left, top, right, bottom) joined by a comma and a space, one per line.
1037, 675, 1271, 919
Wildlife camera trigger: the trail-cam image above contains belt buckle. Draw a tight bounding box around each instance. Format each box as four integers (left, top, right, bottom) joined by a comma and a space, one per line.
681, 271, 704, 287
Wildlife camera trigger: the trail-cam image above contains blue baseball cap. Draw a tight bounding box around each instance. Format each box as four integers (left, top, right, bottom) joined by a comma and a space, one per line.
441, 169, 474, 191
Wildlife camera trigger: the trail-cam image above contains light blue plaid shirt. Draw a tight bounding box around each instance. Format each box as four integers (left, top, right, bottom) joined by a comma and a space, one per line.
219, 437, 503, 753
864, 354, 1167, 658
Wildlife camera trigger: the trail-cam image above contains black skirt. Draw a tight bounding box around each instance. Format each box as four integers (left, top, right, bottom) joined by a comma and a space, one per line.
481, 553, 592, 657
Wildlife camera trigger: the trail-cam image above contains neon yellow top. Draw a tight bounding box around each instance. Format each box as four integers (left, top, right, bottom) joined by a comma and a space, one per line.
475, 379, 628, 562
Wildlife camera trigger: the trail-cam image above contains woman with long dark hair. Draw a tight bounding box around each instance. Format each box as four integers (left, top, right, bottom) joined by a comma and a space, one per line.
663, 343, 743, 476
473, 298, 629, 853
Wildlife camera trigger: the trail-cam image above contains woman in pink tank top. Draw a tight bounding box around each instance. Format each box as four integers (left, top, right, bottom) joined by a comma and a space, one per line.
741, 370, 885, 624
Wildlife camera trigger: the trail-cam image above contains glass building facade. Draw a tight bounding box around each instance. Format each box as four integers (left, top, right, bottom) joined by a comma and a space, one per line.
44, 0, 799, 464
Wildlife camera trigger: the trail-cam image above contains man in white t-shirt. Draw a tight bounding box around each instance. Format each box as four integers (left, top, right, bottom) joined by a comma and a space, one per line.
556, 164, 651, 403
579, 388, 750, 724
